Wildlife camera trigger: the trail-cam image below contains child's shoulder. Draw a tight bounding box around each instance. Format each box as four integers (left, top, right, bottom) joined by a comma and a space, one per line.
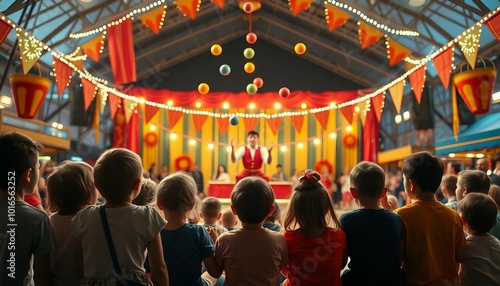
13, 200, 49, 220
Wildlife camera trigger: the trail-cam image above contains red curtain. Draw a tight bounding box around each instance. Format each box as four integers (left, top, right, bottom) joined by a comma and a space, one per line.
125, 112, 139, 154
108, 18, 136, 85
362, 108, 379, 163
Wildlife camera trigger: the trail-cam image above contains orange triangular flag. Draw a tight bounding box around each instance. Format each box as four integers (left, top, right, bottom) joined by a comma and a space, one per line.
289, 0, 314, 16
405, 61, 417, 72
267, 117, 283, 135
408, 65, 426, 104
290, 115, 304, 133
68, 48, 85, 71
340, 105, 356, 125
388, 80, 404, 114
313, 110, 329, 131
107, 93, 121, 119
433, 45, 454, 89
52, 56, 73, 96
0, 18, 13, 46
81, 34, 105, 62
211, 0, 225, 9
244, 117, 259, 132
192, 114, 208, 133
358, 22, 384, 49
452, 86, 459, 140
217, 117, 229, 136
145, 104, 159, 124
123, 99, 135, 124
371, 92, 385, 123
324, 4, 351, 32
17, 31, 43, 74
167, 109, 183, 129
81, 77, 97, 111
485, 11, 500, 43
386, 37, 412, 66
139, 6, 167, 34
458, 24, 482, 69
92, 92, 100, 143
176, 0, 201, 20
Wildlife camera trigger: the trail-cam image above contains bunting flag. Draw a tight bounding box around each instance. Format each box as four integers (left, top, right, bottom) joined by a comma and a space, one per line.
69, 48, 84, 71
139, 6, 167, 35
81, 34, 105, 62
167, 109, 183, 129
192, 114, 208, 132
289, 0, 314, 16
92, 92, 100, 143
211, 0, 225, 9
113, 102, 126, 147
244, 117, 259, 132
0, 18, 12, 46
386, 37, 412, 66
340, 104, 356, 125
107, 93, 121, 119
217, 117, 229, 136
324, 4, 350, 32
485, 11, 500, 43
358, 22, 384, 49
99, 89, 107, 115
52, 56, 73, 96
176, 0, 201, 20
405, 61, 417, 72
388, 80, 405, 114
433, 45, 454, 89
81, 77, 97, 111
458, 24, 481, 69
145, 104, 160, 124
267, 117, 282, 135
290, 115, 304, 133
123, 98, 136, 124
17, 31, 44, 74
452, 86, 459, 140
408, 65, 426, 104
371, 92, 385, 123
358, 99, 369, 127
107, 18, 136, 85
313, 110, 329, 130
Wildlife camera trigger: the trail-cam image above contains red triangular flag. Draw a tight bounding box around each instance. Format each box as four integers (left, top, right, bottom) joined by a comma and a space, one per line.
433, 46, 454, 89
371, 93, 385, 123
168, 110, 183, 129
243, 117, 259, 132
0, 18, 12, 46
340, 105, 355, 124
313, 110, 329, 130
486, 11, 500, 43
211, 0, 225, 9
52, 56, 73, 96
81, 77, 97, 111
145, 104, 159, 124
408, 65, 426, 104
192, 114, 208, 132
290, 115, 304, 133
107, 93, 121, 119
267, 117, 283, 135
217, 117, 229, 136
289, 0, 314, 16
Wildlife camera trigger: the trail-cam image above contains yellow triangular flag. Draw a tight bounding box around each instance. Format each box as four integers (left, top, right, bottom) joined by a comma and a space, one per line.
388, 80, 405, 114
123, 98, 135, 124
99, 89, 107, 115
458, 24, 482, 69
17, 31, 44, 74
358, 99, 369, 127
92, 92, 100, 143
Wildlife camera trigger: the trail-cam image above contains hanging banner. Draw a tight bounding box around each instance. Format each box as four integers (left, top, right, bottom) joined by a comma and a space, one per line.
139, 6, 167, 35
267, 117, 282, 135
107, 18, 136, 85
458, 24, 482, 69
485, 11, 500, 43
388, 80, 404, 114
107, 92, 121, 119
17, 31, 43, 74
81, 77, 97, 111
145, 104, 160, 124
362, 108, 379, 163
433, 45, 454, 89
92, 93, 100, 143
452, 86, 459, 140
243, 117, 259, 132
386, 37, 412, 66
81, 34, 105, 62
371, 92, 385, 123
113, 101, 126, 147
52, 56, 73, 96
313, 110, 329, 131
167, 109, 183, 129
358, 22, 384, 49
408, 65, 426, 104
0, 18, 12, 46
217, 117, 229, 136
192, 113, 208, 132
324, 4, 350, 32
289, 0, 314, 16
176, 0, 201, 20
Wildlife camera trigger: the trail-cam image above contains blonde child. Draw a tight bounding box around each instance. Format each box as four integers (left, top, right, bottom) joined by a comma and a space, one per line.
457, 193, 500, 285
152, 172, 222, 285
72, 148, 168, 286
200, 197, 228, 234
220, 208, 238, 231
281, 169, 346, 286
47, 161, 97, 285
215, 176, 288, 285
133, 178, 157, 206
455, 170, 490, 201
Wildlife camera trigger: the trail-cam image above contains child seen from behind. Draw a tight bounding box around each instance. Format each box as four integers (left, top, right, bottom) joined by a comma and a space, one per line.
201, 197, 228, 235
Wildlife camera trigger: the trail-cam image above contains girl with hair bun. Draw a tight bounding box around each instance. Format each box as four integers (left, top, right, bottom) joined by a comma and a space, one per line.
281, 169, 347, 286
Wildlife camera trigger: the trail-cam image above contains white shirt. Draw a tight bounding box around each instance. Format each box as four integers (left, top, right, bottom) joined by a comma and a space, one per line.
459, 234, 500, 285
234, 144, 270, 165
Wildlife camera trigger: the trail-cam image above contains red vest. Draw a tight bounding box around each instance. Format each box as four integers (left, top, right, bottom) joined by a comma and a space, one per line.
242, 146, 263, 170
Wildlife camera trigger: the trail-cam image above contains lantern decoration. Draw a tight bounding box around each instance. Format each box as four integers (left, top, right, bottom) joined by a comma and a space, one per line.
144, 132, 159, 146
453, 58, 496, 115
9, 65, 51, 119
342, 134, 357, 148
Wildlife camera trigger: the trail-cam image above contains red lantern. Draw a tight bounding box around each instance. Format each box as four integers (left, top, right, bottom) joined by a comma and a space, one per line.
9, 73, 51, 119
453, 58, 497, 115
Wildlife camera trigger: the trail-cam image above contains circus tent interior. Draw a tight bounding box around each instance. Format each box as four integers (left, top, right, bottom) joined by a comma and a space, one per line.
1, 0, 500, 185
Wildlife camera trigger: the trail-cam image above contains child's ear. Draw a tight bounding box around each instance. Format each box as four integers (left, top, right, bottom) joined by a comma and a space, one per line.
234, 219, 238, 226
21, 168, 33, 183
463, 188, 469, 196
379, 187, 388, 198
230, 205, 237, 215
349, 188, 358, 199
132, 179, 142, 192
217, 212, 222, 220
266, 204, 275, 217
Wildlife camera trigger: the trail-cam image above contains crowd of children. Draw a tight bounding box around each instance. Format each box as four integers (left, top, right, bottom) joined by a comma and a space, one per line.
1, 131, 500, 285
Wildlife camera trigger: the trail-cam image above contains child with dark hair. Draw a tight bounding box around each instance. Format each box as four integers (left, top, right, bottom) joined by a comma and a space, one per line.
455, 170, 490, 201
489, 184, 500, 239
281, 169, 346, 286
230, 130, 273, 182
215, 176, 287, 286
394, 151, 465, 285
441, 175, 458, 210
47, 161, 97, 285
132, 179, 157, 206
263, 201, 282, 232
0, 132, 56, 285
341, 162, 404, 286
457, 193, 500, 285
201, 197, 228, 235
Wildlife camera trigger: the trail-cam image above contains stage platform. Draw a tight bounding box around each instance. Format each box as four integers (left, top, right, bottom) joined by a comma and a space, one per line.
207, 181, 293, 204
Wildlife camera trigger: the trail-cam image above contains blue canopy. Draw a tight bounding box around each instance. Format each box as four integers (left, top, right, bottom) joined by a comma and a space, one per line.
435, 113, 500, 156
